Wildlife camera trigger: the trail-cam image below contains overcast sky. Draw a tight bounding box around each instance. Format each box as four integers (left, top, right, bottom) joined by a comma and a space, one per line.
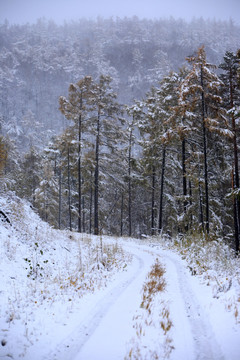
0, 0, 239, 25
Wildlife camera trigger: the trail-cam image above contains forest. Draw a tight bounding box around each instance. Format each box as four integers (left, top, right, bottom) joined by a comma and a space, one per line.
0, 16, 240, 252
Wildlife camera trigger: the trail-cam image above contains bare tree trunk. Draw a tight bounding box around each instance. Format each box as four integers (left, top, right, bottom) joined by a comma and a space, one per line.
198, 161, 205, 232
120, 193, 124, 236
232, 167, 239, 252
67, 147, 72, 231
189, 179, 193, 228
229, 70, 240, 253
78, 110, 82, 233
151, 165, 156, 235
82, 178, 85, 233
94, 109, 100, 235
128, 126, 133, 237
232, 138, 240, 253
89, 170, 93, 234
201, 66, 210, 234
233, 130, 240, 252
182, 138, 188, 232
58, 168, 62, 230
158, 146, 166, 233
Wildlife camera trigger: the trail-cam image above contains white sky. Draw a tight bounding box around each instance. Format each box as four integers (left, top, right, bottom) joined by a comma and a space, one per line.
0, 0, 239, 25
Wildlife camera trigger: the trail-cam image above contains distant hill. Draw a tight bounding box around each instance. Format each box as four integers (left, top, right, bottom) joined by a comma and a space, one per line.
0, 17, 239, 150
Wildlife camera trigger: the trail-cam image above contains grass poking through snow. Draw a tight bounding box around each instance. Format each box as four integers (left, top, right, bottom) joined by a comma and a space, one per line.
126, 258, 174, 360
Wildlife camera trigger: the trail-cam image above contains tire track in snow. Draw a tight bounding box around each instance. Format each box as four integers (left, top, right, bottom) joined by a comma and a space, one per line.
156, 249, 225, 360
43, 241, 225, 360
42, 251, 145, 360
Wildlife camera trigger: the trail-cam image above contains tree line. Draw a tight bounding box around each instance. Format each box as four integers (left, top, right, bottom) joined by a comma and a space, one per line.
0, 16, 239, 154
1, 46, 240, 253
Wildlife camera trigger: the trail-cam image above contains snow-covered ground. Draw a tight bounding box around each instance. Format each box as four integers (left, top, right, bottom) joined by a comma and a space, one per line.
0, 193, 240, 359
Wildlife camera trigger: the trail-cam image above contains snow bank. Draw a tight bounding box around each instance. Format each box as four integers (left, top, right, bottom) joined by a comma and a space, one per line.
0, 193, 131, 359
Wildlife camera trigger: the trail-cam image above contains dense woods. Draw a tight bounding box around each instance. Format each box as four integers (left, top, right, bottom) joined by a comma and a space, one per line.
0, 17, 240, 252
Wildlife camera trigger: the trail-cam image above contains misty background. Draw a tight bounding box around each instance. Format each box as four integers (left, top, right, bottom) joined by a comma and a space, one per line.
0, 0, 239, 150
0, 0, 240, 24
0, 0, 239, 151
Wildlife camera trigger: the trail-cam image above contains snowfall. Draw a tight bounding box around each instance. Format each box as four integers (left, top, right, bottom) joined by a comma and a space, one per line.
0, 193, 240, 360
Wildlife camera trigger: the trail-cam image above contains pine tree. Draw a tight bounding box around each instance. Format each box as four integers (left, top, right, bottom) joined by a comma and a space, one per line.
88, 75, 124, 235
0, 136, 7, 179
18, 146, 41, 205
54, 128, 76, 231
179, 46, 232, 235
0, 135, 20, 193
35, 158, 59, 226
219, 51, 240, 252
140, 72, 180, 235
81, 149, 95, 233
125, 102, 143, 236
139, 88, 161, 235
163, 67, 198, 233
59, 76, 93, 232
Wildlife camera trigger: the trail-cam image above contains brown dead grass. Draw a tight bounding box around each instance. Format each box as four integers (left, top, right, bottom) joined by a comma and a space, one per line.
141, 258, 166, 314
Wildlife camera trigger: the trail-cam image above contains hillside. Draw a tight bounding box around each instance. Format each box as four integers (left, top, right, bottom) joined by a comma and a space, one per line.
0, 17, 239, 151
0, 192, 131, 358
0, 192, 240, 359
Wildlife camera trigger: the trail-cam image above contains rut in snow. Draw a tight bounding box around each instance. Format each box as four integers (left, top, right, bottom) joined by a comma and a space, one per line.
161, 251, 225, 360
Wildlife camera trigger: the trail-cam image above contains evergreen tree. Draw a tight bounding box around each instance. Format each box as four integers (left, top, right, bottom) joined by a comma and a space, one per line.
89, 75, 124, 235
139, 88, 161, 235
0, 136, 7, 179
219, 51, 240, 252
178, 46, 232, 235
125, 102, 143, 236
18, 146, 41, 205
59, 76, 93, 232
140, 72, 180, 235
35, 158, 59, 226
53, 129, 77, 231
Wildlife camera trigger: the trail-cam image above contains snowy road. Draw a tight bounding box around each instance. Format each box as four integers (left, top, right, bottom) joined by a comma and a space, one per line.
158, 249, 225, 360
1, 197, 239, 360
43, 244, 154, 360
42, 241, 229, 360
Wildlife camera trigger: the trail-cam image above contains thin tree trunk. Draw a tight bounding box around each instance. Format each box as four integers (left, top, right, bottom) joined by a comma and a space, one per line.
82, 179, 85, 233
233, 154, 240, 254
189, 179, 193, 228
67, 147, 72, 231
158, 146, 166, 233
94, 108, 100, 235
234, 199, 239, 252
232, 117, 240, 252
78, 96, 83, 233
197, 160, 205, 232
58, 168, 62, 230
201, 66, 210, 234
120, 193, 124, 236
89, 170, 93, 234
202, 124, 209, 234
229, 69, 240, 253
151, 164, 156, 235
232, 167, 239, 252
182, 138, 188, 231
128, 126, 133, 237
199, 182, 204, 232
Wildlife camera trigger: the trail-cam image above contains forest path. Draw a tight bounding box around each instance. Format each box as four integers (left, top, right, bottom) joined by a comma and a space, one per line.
157, 247, 225, 360
43, 243, 153, 360
43, 241, 224, 360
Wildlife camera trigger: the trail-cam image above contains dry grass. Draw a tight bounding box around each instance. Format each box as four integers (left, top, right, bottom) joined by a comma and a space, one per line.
141, 259, 166, 315
126, 258, 174, 360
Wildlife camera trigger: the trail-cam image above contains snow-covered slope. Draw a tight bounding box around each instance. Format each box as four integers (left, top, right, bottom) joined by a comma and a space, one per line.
0, 192, 240, 359
0, 193, 131, 359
